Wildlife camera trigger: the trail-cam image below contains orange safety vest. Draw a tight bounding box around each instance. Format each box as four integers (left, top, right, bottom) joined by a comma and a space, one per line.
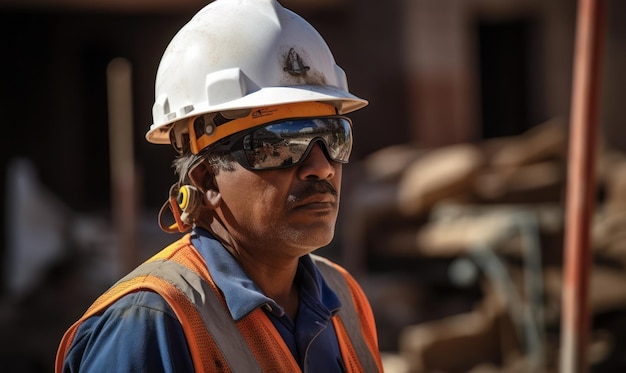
56, 234, 383, 372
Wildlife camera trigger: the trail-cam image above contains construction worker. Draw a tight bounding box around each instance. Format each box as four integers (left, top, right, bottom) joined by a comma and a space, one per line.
55, 0, 383, 371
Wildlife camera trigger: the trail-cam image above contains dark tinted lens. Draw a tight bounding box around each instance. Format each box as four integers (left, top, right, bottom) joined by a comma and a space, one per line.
241, 117, 352, 170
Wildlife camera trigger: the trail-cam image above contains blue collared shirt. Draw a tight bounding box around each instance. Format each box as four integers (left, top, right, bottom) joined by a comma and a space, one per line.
63, 227, 346, 372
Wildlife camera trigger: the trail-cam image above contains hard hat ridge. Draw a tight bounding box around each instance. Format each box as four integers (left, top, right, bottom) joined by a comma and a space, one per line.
146, 0, 367, 145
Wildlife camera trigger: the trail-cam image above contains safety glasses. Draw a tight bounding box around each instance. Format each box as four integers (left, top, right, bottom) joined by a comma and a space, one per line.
213, 116, 353, 170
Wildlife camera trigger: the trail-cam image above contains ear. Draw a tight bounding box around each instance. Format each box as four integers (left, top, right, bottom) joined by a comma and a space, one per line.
189, 161, 222, 209
205, 188, 222, 209
189, 161, 216, 192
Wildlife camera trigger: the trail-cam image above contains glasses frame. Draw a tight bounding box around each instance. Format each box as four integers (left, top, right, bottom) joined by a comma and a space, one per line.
210, 116, 354, 171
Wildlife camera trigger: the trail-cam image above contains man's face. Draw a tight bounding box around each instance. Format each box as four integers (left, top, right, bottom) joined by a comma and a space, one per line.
213, 142, 342, 259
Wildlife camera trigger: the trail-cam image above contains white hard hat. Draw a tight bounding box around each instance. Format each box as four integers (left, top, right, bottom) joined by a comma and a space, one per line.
146, 0, 368, 145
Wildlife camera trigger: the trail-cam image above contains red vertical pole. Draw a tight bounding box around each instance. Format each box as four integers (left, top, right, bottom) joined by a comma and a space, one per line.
559, 0, 606, 372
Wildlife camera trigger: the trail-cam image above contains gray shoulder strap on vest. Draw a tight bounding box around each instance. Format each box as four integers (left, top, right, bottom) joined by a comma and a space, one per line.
119, 260, 263, 373
311, 255, 380, 373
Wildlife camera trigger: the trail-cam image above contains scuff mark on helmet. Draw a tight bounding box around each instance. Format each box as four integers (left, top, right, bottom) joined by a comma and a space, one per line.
284, 48, 310, 76
280, 47, 327, 86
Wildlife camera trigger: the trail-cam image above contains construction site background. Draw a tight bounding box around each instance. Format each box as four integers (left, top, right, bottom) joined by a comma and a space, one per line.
1, 0, 625, 372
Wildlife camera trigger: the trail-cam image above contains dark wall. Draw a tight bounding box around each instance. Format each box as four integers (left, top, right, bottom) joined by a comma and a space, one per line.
0, 10, 191, 211
477, 16, 547, 139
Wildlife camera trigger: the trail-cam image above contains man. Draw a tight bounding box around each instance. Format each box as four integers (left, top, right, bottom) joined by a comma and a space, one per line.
56, 0, 383, 371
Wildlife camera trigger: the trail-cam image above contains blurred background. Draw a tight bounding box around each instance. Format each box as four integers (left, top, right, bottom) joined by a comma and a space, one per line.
1, 0, 625, 372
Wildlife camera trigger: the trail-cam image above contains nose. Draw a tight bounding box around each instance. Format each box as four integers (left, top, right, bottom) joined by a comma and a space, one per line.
297, 141, 337, 180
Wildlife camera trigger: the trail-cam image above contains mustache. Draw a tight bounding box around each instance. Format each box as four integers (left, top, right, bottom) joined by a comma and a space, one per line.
288, 180, 338, 202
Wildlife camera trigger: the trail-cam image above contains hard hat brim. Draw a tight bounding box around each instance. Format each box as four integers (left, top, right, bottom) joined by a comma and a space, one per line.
145, 85, 368, 145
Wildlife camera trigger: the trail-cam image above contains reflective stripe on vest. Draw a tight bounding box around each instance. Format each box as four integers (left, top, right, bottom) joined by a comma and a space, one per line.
312, 255, 380, 373
117, 260, 263, 372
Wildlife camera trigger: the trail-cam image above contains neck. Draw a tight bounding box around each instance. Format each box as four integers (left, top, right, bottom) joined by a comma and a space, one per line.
249, 264, 300, 320
200, 218, 301, 320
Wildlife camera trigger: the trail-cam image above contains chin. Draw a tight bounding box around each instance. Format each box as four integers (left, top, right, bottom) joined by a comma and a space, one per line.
281, 220, 337, 250
303, 232, 335, 251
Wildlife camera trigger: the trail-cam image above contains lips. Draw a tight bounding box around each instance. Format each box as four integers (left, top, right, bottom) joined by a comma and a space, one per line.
295, 194, 337, 208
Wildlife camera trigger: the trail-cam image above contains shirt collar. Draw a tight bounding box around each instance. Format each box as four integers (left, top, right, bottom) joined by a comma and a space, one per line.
190, 227, 341, 321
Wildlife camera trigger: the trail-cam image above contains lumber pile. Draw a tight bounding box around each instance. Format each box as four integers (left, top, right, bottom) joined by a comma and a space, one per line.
344, 118, 626, 372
